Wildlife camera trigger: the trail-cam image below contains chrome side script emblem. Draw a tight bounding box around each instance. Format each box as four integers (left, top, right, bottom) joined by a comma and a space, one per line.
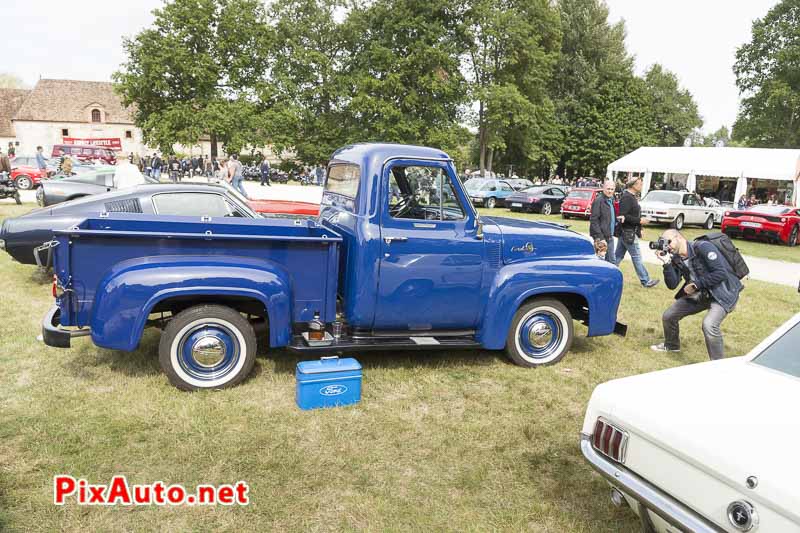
511, 242, 534, 253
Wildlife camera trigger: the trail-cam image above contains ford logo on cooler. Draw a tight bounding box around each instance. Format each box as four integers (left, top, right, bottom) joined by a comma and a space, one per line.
319, 384, 348, 396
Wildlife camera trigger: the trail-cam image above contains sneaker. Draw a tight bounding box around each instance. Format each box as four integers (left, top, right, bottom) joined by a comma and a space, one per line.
643, 279, 660, 288
650, 343, 680, 353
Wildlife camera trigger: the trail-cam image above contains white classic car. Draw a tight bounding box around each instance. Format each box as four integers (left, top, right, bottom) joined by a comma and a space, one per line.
581, 312, 800, 532
640, 190, 727, 230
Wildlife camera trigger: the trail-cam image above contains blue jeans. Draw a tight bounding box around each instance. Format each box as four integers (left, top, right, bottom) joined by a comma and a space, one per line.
232, 176, 247, 197
614, 235, 651, 285
153, 167, 161, 180
603, 237, 616, 264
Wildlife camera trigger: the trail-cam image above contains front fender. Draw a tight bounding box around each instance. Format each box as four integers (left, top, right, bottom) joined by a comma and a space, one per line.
90, 255, 292, 351
477, 257, 623, 349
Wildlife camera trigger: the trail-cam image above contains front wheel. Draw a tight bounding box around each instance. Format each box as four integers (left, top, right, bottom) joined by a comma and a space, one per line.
704, 215, 714, 230
486, 197, 496, 209
789, 225, 799, 247
672, 214, 684, 230
159, 305, 257, 391
505, 298, 573, 367
15, 175, 33, 190
541, 201, 552, 215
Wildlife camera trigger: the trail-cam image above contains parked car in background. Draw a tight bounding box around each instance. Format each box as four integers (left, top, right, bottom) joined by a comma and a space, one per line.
640, 190, 719, 230
8, 156, 51, 190
722, 204, 800, 246
561, 188, 601, 219
505, 178, 534, 191
464, 178, 516, 209
1, 182, 276, 267
581, 311, 800, 532
51, 144, 117, 165
702, 196, 731, 224
506, 185, 569, 215
36, 169, 157, 207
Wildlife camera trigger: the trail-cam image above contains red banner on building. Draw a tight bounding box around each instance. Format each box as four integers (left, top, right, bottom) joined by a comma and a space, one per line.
62, 137, 123, 151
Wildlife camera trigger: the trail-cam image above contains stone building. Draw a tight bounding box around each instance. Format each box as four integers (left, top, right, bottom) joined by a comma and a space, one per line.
0, 79, 287, 162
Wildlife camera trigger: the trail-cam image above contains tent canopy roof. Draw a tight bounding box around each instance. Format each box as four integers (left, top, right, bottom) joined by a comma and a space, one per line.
607, 147, 800, 181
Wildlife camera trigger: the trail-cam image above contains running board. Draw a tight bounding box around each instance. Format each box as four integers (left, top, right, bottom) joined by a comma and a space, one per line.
288, 334, 482, 354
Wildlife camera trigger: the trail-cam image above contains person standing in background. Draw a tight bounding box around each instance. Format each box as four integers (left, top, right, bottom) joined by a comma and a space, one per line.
260, 156, 271, 186
7, 142, 15, 158
614, 176, 659, 288
151, 153, 162, 180
228, 154, 247, 198
589, 180, 617, 263
35, 146, 48, 173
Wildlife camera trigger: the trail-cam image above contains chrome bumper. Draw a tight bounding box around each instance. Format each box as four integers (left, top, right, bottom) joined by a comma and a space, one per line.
42, 305, 90, 348
580, 434, 724, 533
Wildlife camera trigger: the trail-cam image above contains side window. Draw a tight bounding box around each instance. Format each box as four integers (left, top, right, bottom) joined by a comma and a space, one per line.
388, 165, 465, 221
499, 182, 513, 192
152, 193, 232, 217
554, 188, 565, 198
683, 194, 696, 206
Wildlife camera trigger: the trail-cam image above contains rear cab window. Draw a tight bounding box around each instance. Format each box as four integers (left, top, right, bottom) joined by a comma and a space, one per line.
324, 163, 360, 212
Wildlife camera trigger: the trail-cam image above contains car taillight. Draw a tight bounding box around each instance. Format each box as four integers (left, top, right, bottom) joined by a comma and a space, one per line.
52, 275, 65, 298
592, 418, 628, 463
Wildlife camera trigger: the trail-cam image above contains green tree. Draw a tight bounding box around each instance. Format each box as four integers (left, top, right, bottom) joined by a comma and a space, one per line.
733, 0, 800, 147
113, 0, 276, 155
552, 0, 633, 177
0, 73, 26, 89
643, 64, 702, 146
462, 0, 561, 176
344, 0, 470, 154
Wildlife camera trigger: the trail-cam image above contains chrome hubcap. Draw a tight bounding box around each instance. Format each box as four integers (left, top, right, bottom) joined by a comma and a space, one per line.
528, 321, 553, 348
191, 336, 226, 368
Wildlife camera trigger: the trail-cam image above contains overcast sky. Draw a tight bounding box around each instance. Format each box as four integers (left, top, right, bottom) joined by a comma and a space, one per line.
2, 0, 780, 134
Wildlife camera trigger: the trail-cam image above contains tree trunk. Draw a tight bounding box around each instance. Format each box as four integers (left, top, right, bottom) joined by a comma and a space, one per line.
210, 132, 218, 158
478, 100, 486, 177
487, 148, 494, 175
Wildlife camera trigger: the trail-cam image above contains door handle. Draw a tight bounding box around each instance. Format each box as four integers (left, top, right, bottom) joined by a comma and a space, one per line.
384, 236, 408, 244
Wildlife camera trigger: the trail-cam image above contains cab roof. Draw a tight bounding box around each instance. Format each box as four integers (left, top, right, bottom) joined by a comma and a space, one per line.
330, 143, 452, 170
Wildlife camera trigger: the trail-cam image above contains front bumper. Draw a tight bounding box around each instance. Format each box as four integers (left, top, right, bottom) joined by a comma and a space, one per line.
42, 305, 90, 348
580, 434, 723, 533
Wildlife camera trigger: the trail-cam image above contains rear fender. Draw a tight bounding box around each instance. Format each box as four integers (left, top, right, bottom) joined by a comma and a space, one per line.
90, 255, 291, 351
477, 258, 622, 349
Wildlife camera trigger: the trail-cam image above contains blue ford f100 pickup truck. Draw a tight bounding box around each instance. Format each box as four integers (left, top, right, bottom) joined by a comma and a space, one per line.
42, 143, 625, 390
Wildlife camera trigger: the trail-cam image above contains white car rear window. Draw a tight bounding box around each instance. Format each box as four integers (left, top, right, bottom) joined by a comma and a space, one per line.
753, 321, 800, 378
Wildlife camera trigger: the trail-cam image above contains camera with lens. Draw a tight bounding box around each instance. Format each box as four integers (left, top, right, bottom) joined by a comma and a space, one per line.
649, 237, 671, 253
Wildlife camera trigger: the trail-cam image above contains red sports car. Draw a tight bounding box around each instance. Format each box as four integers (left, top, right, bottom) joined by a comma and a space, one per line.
9, 157, 50, 190
248, 198, 320, 216
721, 204, 800, 246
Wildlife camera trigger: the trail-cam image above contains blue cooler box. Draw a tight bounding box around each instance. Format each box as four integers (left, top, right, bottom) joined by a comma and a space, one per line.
296, 356, 362, 410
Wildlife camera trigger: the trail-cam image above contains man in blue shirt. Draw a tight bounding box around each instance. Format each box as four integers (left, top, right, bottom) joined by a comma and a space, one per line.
35, 146, 48, 172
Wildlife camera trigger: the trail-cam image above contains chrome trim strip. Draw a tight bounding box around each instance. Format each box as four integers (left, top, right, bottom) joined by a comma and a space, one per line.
581, 434, 724, 533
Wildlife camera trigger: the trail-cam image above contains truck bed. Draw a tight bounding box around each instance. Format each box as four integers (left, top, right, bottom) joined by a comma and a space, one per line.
52, 214, 341, 330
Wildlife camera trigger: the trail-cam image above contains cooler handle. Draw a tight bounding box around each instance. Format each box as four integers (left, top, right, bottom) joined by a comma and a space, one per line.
320, 356, 339, 362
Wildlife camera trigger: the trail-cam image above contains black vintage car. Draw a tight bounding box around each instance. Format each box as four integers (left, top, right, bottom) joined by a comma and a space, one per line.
505, 185, 570, 215
35, 168, 161, 207
1, 183, 258, 267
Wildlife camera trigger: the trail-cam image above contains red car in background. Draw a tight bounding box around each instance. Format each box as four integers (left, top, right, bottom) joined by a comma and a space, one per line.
9, 156, 50, 190
721, 204, 800, 246
248, 198, 320, 216
560, 188, 619, 219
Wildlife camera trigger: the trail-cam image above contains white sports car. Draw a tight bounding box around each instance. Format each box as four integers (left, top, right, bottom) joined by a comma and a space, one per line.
581, 312, 800, 532
640, 190, 726, 230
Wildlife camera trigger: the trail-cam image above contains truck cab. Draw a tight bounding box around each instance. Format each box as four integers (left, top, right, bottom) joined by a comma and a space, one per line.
43, 143, 625, 390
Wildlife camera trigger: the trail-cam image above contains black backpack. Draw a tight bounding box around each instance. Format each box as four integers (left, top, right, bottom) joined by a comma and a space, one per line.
694, 232, 749, 279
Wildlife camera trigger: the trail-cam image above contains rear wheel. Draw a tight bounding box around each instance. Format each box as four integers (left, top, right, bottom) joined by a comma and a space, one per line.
505, 298, 573, 367
15, 175, 33, 190
704, 215, 714, 230
789, 225, 799, 247
159, 305, 257, 391
486, 197, 497, 209
541, 201, 552, 215
672, 214, 684, 230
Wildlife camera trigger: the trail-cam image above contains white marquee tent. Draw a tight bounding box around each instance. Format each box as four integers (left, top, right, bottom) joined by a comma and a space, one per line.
606, 147, 800, 206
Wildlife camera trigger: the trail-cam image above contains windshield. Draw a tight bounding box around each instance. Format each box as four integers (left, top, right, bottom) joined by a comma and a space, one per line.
568, 190, 593, 199
521, 186, 548, 194
753, 319, 800, 378
464, 179, 485, 192
217, 181, 259, 217
643, 191, 681, 204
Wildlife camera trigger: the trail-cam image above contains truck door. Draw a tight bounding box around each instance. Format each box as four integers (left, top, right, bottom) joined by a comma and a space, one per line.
374, 160, 484, 331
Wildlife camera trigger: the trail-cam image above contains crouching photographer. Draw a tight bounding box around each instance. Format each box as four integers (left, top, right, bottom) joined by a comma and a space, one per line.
650, 229, 745, 360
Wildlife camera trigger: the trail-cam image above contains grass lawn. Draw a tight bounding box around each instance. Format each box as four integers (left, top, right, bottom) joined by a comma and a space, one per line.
478, 207, 800, 264
0, 201, 798, 531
